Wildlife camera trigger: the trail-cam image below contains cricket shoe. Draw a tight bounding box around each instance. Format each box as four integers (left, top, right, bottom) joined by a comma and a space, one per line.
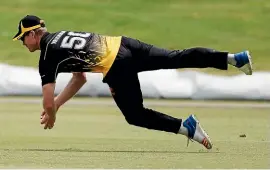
183, 114, 213, 149
234, 50, 253, 75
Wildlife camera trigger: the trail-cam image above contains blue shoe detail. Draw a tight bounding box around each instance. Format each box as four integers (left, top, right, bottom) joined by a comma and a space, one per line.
183, 115, 197, 138
234, 51, 250, 68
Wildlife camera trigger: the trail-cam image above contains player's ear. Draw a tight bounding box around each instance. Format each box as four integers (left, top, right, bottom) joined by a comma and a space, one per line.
30, 30, 35, 38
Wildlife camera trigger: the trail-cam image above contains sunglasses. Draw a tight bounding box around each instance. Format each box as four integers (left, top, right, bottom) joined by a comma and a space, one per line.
20, 31, 31, 42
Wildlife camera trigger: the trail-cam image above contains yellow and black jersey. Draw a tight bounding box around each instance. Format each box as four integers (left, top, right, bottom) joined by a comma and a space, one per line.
39, 31, 121, 86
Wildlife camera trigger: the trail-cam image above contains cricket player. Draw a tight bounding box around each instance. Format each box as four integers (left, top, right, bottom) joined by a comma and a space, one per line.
13, 15, 253, 150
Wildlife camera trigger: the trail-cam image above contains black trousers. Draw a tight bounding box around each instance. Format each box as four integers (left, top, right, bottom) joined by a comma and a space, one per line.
103, 36, 228, 134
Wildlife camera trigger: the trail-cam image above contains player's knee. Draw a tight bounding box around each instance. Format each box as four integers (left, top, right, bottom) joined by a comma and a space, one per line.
122, 108, 144, 126
124, 114, 140, 125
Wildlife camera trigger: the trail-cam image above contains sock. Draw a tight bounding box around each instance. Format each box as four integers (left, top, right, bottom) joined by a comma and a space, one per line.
178, 122, 189, 136
227, 53, 237, 66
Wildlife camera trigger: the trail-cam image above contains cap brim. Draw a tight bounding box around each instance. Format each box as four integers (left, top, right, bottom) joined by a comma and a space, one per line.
13, 24, 42, 41
12, 31, 24, 41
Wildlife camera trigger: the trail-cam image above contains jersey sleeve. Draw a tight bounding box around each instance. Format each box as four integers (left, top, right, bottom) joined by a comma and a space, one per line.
39, 46, 59, 86
39, 62, 57, 86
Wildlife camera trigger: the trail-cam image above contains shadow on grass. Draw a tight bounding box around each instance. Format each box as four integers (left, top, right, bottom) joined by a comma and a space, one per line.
2, 148, 220, 154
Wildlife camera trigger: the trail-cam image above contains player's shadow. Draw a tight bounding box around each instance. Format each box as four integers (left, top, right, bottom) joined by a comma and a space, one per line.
2, 148, 220, 154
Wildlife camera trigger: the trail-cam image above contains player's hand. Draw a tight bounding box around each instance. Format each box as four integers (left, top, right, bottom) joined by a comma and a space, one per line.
40, 112, 56, 129
40, 110, 47, 124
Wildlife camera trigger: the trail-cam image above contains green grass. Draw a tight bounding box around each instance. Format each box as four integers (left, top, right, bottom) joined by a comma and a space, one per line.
0, 0, 270, 74
0, 98, 269, 168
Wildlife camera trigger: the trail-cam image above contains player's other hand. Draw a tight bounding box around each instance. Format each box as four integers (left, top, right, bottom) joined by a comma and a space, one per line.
40, 111, 56, 129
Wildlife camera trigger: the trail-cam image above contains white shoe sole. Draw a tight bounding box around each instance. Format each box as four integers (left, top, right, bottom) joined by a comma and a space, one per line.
196, 122, 213, 149
239, 51, 253, 75
193, 115, 213, 150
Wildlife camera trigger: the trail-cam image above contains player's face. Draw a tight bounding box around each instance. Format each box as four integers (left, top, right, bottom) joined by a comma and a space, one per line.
21, 31, 38, 52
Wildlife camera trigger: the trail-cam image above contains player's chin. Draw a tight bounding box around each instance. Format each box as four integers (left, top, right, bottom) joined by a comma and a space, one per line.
28, 48, 36, 52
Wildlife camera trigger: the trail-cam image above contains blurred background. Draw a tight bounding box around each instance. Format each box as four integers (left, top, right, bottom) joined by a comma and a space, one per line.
1, 0, 269, 71
0, 0, 269, 169
1, 0, 270, 99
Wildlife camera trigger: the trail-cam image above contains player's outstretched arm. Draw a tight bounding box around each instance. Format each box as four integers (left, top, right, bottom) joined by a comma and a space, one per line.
42, 83, 56, 117
41, 82, 57, 129
54, 72, 87, 109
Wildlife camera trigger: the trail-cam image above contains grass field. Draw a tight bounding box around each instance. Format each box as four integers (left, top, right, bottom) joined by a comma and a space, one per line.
0, 0, 270, 74
0, 97, 269, 168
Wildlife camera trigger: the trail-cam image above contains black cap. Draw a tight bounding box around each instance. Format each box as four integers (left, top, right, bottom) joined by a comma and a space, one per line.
13, 15, 45, 41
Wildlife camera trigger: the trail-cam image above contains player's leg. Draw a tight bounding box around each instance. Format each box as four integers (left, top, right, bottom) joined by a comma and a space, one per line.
107, 72, 181, 134
121, 36, 252, 75
106, 72, 212, 149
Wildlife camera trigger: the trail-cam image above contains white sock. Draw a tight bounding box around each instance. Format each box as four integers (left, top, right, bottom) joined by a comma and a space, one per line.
178, 122, 189, 136
227, 53, 237, 66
